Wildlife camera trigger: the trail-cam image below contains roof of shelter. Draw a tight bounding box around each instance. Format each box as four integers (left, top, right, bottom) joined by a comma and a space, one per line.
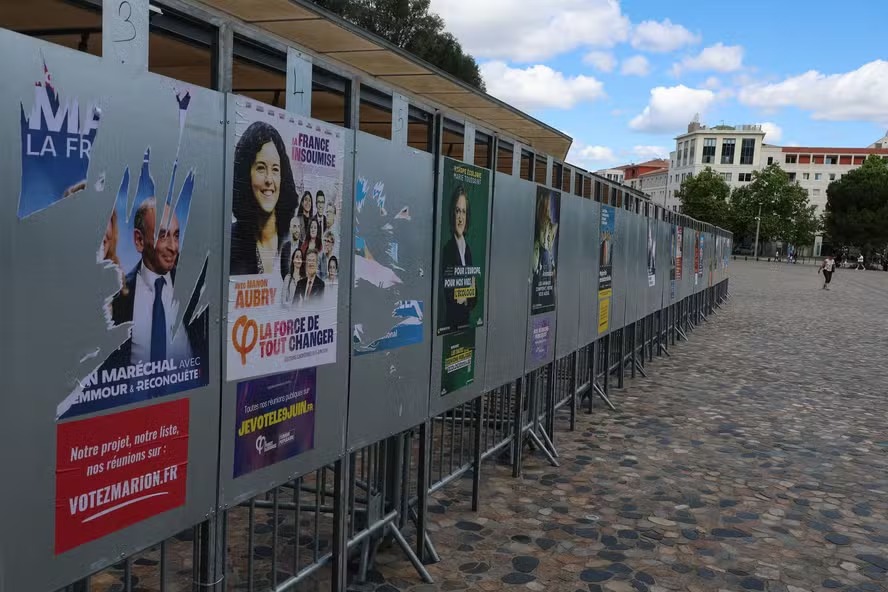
197, 0, 573, 159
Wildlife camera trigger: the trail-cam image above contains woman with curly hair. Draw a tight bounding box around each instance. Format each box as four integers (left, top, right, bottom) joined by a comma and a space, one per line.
230, 121, 298, 276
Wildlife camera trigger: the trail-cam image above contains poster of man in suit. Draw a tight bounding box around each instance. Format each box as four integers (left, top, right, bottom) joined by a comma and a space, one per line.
56, 91, 210, 421
436, 158, 490, 335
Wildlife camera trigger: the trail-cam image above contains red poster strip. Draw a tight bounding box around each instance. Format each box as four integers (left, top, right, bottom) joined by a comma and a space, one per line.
55, 398, 189, 554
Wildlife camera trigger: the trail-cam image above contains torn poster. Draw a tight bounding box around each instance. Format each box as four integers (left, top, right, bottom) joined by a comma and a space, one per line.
353, 300, 424, 356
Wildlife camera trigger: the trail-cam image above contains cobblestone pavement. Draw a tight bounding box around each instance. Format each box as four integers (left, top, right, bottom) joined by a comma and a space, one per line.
368, 262, 888, 592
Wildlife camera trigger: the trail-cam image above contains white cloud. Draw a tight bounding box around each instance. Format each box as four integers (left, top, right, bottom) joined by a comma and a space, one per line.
632, 145, 668, 160
738, 60, 888, 123
629, 85, 717, 133
702, 76, 721, 90
759, 122, 783, 143
429, 0, 630, 62
480, 61, 606, 110
567, 141, 619, 169
631, 19, 700, 53
584, 51, 616, 73
621, 55, 651, 77
672, 43, 744, 75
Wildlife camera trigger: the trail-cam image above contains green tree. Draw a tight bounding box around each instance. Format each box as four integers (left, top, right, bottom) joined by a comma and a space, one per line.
729, 164, 816, 248
311, 0, 485, 90
677, 167, 731, 228
823, 154, 888, 259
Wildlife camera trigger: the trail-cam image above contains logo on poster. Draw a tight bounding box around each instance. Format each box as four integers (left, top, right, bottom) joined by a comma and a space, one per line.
255, 435, 277, 454
232, 315, 259, 364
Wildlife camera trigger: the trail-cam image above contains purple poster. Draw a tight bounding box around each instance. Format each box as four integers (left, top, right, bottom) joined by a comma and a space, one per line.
531, 315, 552, 363
233, 368, 316, 478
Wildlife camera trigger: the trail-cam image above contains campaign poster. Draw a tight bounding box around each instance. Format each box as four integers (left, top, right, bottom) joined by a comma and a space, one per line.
675, 226, 684, 281
694, 231, 701, 285
669, 225, 677, 301
530, 315, 553, 363
436, 158, 490, 335
647, 219, 657, 288
598, 205, 615, 334
55, 398, 189, 554
18, 60, 101, 219
55, 84, 210, 421
531, 187, 561, 315
233, 369, 316, 478
227, 98, 344, 380
441, 330, 475, 396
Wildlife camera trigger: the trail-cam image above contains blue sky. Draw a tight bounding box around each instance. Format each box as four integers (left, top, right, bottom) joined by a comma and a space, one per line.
429, 0, 888, 170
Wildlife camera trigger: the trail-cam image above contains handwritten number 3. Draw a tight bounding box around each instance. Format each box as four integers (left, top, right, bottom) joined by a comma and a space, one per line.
115, 1, 137, 43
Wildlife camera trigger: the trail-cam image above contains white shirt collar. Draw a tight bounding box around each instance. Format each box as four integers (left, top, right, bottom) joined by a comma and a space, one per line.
455, 235, 466, 266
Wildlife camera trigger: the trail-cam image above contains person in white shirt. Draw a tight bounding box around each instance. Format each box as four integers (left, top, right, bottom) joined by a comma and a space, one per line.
819, 254, 836, 290
857, 254, 865, 270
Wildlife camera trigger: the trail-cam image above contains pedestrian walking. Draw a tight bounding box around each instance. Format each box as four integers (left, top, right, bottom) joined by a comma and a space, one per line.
856, 254, 864, 270
819, 254, 836, 290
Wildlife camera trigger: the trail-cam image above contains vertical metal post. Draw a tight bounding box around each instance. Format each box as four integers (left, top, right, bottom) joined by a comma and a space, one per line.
618, 329, 625, 389
630, 323, 637, 379
511, 377, 524, 478
416, 420, 431, 563
332, 459, 348, 592
214, 23, 233, 93
569, 351, 578, 431
546, 362, 556, 443
472, 395, 483, 511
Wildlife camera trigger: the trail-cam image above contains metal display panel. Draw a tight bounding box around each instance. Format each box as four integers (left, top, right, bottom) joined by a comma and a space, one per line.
578, 199, 601, 346
218, 99, 354, 505
429, 157, 492, 416
346, 132, 434, 450
686, 226, 698, 297
484, 172, 534, 390
659, 219, 672, 308
609, 208, 628, 333
648, 217, 664, 316
555, 193, 582, 359
0, 31, 224, 591
624, 211, 640, 325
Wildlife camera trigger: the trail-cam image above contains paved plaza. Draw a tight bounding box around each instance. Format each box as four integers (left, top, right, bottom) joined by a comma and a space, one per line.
372, 261, 888, 592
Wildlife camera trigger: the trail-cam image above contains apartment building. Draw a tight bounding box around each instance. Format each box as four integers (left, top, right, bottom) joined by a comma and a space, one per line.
666, 120, 888, 253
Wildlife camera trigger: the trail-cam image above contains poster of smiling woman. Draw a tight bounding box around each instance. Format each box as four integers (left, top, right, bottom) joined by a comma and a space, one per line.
436, 158, 490, 335
226, 97, 344, 381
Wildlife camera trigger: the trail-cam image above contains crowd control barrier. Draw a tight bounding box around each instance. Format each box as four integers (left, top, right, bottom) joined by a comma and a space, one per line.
0, 21, 731, 592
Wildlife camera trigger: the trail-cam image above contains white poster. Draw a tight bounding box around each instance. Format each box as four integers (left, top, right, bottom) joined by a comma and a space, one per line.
227, 97, 344, 380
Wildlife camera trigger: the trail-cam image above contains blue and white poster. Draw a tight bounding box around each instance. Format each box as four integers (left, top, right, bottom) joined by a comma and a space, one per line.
18, 61, 101, 219
56, 84, 210, 420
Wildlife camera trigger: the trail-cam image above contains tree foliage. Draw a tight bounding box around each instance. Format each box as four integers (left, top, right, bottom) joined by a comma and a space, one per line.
677, 167, 731, 229
823, 155, 888, 257
311, 0, 485, 90
729, 164, 819, 246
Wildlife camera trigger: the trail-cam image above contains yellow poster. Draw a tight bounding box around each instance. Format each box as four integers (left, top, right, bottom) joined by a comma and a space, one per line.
598, 289, 612, 334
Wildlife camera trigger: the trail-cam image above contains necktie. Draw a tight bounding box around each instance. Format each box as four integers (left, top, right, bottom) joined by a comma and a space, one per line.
151, 277, 167, 362
305, 279, 312, 300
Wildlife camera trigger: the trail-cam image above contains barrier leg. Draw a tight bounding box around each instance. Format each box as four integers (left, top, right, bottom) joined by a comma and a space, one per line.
569, 350, 578, 432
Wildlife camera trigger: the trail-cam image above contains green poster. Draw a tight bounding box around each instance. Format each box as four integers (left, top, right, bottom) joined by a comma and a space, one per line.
436, 158, 490, 335
441, 330, 476, 396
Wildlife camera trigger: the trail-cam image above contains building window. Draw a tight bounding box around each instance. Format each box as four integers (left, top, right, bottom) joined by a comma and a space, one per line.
721, 138, 736, 164
740, 138, 755, 165
689, 139, 696, 164
815, 173, 822, 181
785, 154, 797, 164
738, 173, 752, 182
682, 142, 689, 167
702, 138, 716, 164
719, 172, 732, 182
767, 156, 774, 165
802, 173, 810, 180
825, 155, 838, 165
829, 173, 836, 181
813, 188, 821, 195
788, 172, 796, 181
